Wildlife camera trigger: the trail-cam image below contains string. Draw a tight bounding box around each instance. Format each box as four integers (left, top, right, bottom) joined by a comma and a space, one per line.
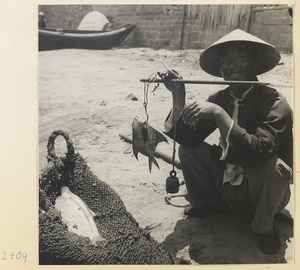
172, 117, 176, 172
171, 84, 179, 172
159, 63, 178, 173
143, 74, 160, 122
143, 80, 149, 121
142, 70, 177, 172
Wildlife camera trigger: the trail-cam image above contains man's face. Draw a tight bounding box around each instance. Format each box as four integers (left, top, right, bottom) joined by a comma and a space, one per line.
220, 46, 256, 81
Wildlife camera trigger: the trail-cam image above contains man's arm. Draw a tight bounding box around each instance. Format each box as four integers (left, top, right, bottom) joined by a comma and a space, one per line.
171, 87, 186, 121
162, 70, 228, 147
225, 91, 293, 168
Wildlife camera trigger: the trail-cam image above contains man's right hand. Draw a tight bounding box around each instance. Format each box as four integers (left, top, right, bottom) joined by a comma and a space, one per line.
157, 69, 185, 93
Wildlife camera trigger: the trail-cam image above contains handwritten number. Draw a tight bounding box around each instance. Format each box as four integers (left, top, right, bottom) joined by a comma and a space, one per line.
10, 252, 15, 259
22, 252, 27, 263
1, 251, 27, 262
16, 252, 21, 260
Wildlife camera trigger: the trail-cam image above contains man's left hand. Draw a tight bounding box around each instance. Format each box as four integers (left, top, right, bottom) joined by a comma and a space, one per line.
181, 101, 220, 125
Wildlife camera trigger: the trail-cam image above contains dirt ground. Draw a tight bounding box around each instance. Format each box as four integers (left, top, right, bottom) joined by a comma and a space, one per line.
39, 47, 294, 264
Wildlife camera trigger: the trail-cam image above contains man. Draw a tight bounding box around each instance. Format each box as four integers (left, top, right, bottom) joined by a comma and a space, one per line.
161, 29, 293, 255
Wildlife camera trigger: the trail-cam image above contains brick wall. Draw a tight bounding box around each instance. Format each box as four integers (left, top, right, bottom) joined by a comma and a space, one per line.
39, 5, 293, 52
92, 5, 185, 49
40, 5, 92, 29
250, 9, 293, 52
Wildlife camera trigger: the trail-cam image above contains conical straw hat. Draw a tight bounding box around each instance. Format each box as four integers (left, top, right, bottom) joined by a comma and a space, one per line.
199, 29, 281, 77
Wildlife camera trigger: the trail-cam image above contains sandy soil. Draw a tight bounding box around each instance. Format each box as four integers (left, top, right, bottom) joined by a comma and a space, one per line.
39, 47, 294, 264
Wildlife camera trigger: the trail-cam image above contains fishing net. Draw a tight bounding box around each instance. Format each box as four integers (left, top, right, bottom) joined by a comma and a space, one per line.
39, 130, 174, 265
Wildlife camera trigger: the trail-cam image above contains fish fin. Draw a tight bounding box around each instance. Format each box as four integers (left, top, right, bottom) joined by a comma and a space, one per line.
157, 132, 168, 143
91, 235, 107, 246
149, 156, 159, 173
89, 209, 96, 217
54, 196, 63, 210
132, 144, 139, 160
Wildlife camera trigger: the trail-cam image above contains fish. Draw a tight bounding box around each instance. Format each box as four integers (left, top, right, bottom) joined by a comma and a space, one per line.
55, 186, 106, 246
132, 117, 168, 172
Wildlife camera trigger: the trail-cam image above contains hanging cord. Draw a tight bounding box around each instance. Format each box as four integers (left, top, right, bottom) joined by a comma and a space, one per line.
165, 193, 189, 208
143, 74, 160, 121
164, 81, 189, 208
142, 70, 188, 207
171, 89, 178, 172
143, 69, 178, 171
158, 64, 178, 170
143, 80, 149, 121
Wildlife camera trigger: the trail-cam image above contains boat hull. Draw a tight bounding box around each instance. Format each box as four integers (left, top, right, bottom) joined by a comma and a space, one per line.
39, 24, 136, 51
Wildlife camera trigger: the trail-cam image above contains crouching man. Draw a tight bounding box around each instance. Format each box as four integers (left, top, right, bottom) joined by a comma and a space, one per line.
162, 29, 293, 255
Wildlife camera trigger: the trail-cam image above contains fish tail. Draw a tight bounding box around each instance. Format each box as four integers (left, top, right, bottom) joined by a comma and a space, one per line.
149, 156, 159, 173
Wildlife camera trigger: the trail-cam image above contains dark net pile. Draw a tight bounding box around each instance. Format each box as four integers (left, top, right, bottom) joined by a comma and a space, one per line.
39, 130, 174, 265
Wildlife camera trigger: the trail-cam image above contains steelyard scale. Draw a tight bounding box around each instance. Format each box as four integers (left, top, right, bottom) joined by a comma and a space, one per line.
142, 71, 182, 196
140, 67, 269, 206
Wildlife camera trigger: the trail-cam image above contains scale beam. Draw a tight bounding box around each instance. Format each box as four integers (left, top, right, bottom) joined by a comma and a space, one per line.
140, 79, 269, 86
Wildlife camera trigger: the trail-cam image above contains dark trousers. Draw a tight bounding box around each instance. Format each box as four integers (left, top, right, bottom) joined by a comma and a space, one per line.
179, 142, 292, 234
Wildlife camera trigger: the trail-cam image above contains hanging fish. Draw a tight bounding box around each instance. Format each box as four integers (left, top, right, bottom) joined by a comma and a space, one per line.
132, 117, 168, 172
55, 186, 106, 246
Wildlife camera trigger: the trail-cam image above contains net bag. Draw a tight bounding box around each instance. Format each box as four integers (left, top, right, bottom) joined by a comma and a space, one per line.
39, 130, 174, 265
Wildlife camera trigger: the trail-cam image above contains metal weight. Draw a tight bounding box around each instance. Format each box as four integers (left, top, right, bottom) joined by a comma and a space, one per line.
166, 170, 179, 194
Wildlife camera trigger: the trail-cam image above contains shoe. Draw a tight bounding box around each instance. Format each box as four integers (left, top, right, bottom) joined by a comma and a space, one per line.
258, 227, 281, 255
184, 204, 230, 217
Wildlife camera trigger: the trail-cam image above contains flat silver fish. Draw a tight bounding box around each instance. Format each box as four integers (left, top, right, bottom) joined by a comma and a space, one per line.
55, 186, 106, 246
132, 117, 168, 172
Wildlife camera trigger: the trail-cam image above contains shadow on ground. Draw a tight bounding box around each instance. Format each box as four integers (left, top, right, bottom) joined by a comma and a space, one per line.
161, 212, 293, 264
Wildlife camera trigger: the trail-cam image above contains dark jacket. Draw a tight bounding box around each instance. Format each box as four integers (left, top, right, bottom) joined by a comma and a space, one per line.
165, 85, 293, 169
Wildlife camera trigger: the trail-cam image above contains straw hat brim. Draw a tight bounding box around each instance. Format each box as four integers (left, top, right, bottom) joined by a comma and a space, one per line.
199, 29, 281, 77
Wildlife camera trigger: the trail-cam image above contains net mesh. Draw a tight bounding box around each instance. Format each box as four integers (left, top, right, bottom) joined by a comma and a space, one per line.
39, 130, 174, 265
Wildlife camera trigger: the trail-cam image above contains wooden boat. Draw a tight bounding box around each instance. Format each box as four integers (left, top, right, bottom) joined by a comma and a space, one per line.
39, 24, 136, 51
